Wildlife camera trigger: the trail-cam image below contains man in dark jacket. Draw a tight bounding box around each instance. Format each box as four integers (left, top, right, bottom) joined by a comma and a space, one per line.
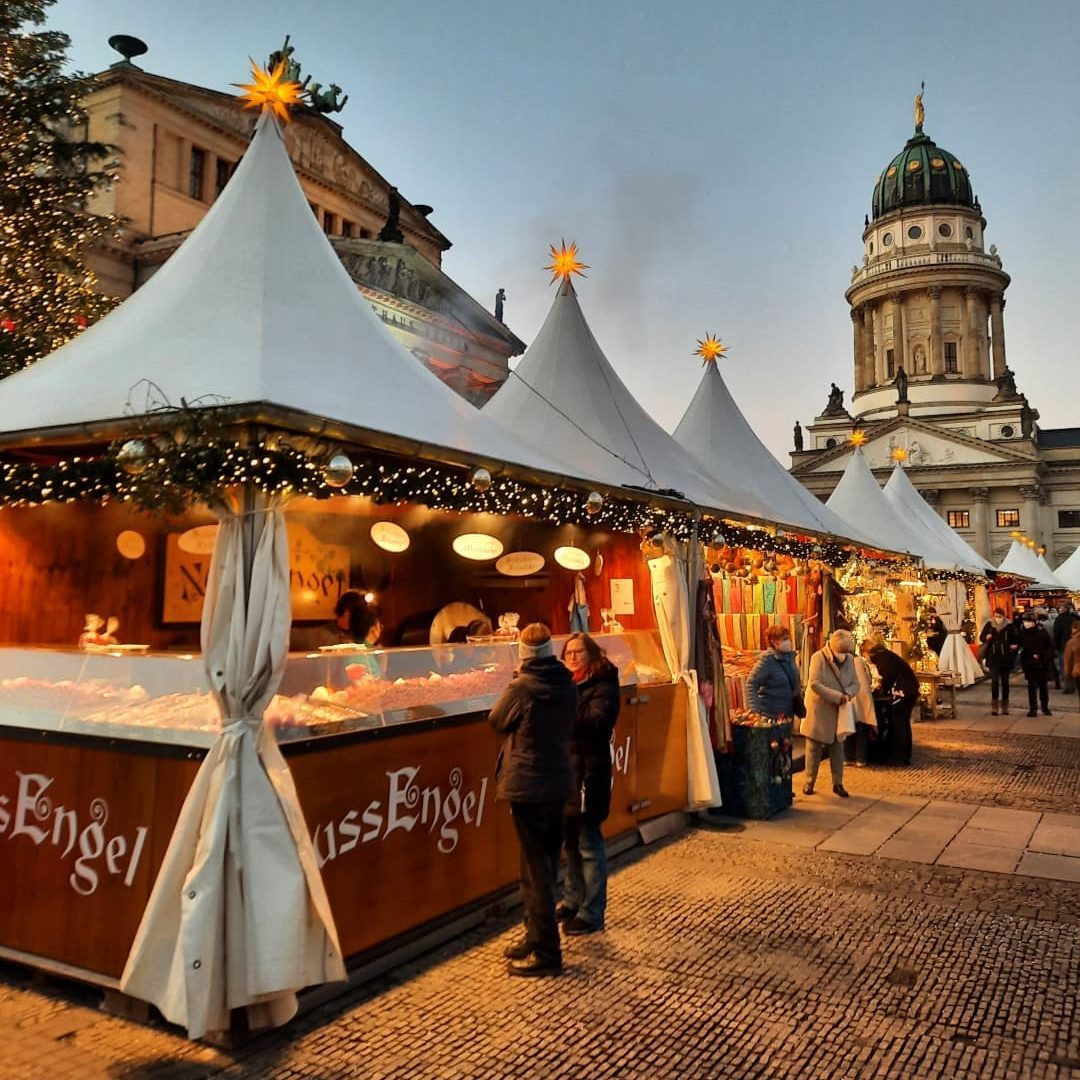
489, 622, 576, 976
1053, 602, 1080, 694
1018, 615, 1055, 717
867, 645, 919, 765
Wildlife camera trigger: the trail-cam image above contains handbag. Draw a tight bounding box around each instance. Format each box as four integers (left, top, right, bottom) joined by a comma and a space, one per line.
837, 699, 857, 737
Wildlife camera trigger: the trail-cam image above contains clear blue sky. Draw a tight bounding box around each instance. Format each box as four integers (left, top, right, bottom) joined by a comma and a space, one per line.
51, 0, 1080, 460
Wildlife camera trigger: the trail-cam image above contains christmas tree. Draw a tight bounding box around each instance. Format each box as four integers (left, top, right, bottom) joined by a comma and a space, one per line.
0, 0, 117, 377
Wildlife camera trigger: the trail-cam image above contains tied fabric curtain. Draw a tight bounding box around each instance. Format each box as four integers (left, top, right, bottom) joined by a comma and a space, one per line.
935, 578, 982, 687
120, 490, 345, 1039
647, 537, 721, 809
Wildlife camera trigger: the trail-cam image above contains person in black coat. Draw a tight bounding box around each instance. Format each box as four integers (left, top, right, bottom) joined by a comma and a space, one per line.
558, 633, 620, 935
489, 623, 576, 976
926, 612, 948, 658
979, 608, 1020, 715
1018, 615, 1055, 717
867, 644, 919, 765
1052, 602, 1080, 694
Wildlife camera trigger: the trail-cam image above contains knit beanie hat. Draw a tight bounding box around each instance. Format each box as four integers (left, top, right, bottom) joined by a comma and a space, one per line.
519, 622, 554, 661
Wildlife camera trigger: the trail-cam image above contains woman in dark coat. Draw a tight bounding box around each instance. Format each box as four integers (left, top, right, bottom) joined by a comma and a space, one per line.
558, 633, 620, 935
867, 643, 919, 765
1018, 615, 1055, 717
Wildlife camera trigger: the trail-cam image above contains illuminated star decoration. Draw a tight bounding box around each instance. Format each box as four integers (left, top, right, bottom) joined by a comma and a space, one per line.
544, 240, 589, 286
694, 334, 729, 366
891, 446, 908, 463
850, 429, 868, 448
234, 58, 303, 122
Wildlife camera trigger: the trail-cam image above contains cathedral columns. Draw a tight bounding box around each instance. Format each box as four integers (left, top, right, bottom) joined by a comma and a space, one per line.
964, 287, 981, 378
851, 308, 866, 391
990, 293, 1007, 378
890, 292, 905, 374
861, 305, 875, 389
1020, 485, 1042, 541
970, 488, 991, 559
928, 286, 944, 376
872, 303, 884, 384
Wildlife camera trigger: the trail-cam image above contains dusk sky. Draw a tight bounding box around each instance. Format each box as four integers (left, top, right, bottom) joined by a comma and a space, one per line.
52, 0, 1080, 461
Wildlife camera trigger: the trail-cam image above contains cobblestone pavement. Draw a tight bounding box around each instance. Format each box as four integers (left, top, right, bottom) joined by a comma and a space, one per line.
3, 681, 1080, 1079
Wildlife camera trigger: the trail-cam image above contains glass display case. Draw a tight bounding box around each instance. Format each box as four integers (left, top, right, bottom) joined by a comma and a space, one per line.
0, 631, 671, 748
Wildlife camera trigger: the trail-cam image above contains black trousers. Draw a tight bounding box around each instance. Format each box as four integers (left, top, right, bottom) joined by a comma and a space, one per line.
510, 800, 565, 964
1027, 676, 1050, 712
889, 697, 914, 765
989, 666, 1012, 704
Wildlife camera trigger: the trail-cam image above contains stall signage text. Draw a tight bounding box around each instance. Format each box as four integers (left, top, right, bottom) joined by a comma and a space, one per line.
0, 770, 149, 896
313, 762, 490, 865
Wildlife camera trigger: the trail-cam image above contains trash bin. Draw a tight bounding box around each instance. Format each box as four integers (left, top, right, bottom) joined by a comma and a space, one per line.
716, 719, 794, 819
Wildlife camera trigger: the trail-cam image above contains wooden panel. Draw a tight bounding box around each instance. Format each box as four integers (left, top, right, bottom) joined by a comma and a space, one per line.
633, 682, 689, 821
603, 693, 639, 838
0, 736, 199, 977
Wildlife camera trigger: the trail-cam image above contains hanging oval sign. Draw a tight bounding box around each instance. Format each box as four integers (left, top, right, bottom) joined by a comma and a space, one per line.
452, 533, 504, 561
177, 524, 219, 554
116, 530, 146, 560
554, 546, 591, 571
370, 521, 410, 553
496, 551, 545, 577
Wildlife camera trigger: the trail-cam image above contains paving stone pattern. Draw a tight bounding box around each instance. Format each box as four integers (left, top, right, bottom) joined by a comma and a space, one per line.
3, 679, 1080, 1079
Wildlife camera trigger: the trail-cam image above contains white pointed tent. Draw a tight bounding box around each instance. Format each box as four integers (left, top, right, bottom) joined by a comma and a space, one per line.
999, 540, 1066, 591
672, 358, 876, 545
825, 449, 926, 560
0, 116, 570, 481
484, 281, 777, 525
883, 465, 995, 576
1055, 546, 1080, 591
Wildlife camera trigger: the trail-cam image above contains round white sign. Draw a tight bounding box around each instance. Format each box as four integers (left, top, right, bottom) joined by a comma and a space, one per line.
370, 521, 410, 553
177, 524, 219, 554
495, 551, 545, 577
554, 546, 591, 571
116, 530, 146, 560
452, 533, 504, 561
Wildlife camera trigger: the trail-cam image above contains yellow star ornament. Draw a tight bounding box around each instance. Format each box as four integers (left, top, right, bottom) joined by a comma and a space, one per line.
694, 334, 728, 365
235, 59, 303, 122
891, 446, 908, 463
544, 240, 588, 285
850, 430, 868, 448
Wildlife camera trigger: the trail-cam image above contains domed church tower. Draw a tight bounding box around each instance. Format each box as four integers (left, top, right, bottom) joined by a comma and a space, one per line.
847, 90, 1011, 421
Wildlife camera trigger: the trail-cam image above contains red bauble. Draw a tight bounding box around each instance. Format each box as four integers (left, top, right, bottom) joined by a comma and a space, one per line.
0, 318, 14, 333
75, 315, 88, 329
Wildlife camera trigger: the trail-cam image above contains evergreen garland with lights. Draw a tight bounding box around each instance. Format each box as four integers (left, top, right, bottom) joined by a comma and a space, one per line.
0, 0, 118, 376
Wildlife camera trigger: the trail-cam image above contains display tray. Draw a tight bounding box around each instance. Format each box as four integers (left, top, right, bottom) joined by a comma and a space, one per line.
0, 631, 671, 749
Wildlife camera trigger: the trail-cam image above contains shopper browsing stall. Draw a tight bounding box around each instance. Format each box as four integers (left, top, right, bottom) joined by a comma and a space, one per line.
747, 624, 804, 721
804, 630, 860, 798
490, 623, 576, 977
558, 633, 620, 936
980, 608, 1019, 716
865, 641, 918, 765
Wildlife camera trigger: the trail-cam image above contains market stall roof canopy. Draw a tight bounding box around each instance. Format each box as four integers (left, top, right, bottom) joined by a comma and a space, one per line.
824, 448, 936, 562
0, 114, 575, 480
672, 359, 878, 546
883, 465, 995, 576
1055, 545, 1080, 591
997, 540, 1066, 591
483, 281, 776, 523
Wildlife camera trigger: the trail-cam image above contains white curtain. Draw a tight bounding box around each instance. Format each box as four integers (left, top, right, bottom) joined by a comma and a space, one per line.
647, 538, 721, 809
936, 578, 983, 687
120, 490, 345, 1039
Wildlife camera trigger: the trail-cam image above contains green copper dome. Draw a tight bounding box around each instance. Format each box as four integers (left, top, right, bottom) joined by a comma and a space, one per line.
871, 130, 975, 221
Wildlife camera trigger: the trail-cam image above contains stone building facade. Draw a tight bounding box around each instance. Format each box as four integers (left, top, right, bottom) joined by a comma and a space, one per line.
81, 51, 522, 405
791, 104, 1080, 569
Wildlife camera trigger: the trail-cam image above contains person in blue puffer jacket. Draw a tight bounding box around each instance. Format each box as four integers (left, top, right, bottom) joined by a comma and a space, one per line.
747, 624, 803, 719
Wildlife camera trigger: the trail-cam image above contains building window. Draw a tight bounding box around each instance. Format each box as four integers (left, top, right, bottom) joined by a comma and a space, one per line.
938, 222, 952, 238
883, 232, 893, 247
886, 348, 895, 378
964, 226, 974, 239
997, 509, 1021, 529
341, 220, 354, 238
188, 146, 206, 201
323, 212, 336, 235
359, 227, 372, 239
1001, 424, 1015, 438
944, 342, 958, 373
215, 159, 233, 198
825, 437, 837, 449
947, 511, 970, 529
1059, 510, 1080, 529
907, 225, 923, 240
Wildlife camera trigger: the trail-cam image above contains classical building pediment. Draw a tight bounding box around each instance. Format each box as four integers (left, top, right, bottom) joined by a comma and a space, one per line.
794, 416, 1035, 476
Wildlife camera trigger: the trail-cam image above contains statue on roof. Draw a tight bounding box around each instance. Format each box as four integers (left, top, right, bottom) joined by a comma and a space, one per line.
495, 288, 506, 322
1021, 396, 1034, 438
379, 187, 405, 244
308, 81, 348, 114
793, 420, 804, 453
894, 365, 909, 404
914, 81, 925, 133
267, 36, 309, 91
994, 366, 1019, 401
824, 382, 845, 416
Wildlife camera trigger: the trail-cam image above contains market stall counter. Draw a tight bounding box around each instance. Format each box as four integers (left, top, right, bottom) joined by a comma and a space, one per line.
0, 631, 685, 985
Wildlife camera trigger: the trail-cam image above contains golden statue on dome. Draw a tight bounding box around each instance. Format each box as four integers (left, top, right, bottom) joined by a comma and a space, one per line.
914, 81, 925, 133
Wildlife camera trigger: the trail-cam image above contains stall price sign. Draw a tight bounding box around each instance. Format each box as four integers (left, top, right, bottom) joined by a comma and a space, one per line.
610, 578, 635, 615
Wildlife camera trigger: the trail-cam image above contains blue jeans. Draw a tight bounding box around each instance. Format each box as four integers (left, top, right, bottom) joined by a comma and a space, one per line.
562, 815, 608, 929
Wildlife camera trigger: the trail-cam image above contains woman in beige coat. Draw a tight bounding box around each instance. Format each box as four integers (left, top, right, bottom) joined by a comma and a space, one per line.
803, 629, 861, 797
